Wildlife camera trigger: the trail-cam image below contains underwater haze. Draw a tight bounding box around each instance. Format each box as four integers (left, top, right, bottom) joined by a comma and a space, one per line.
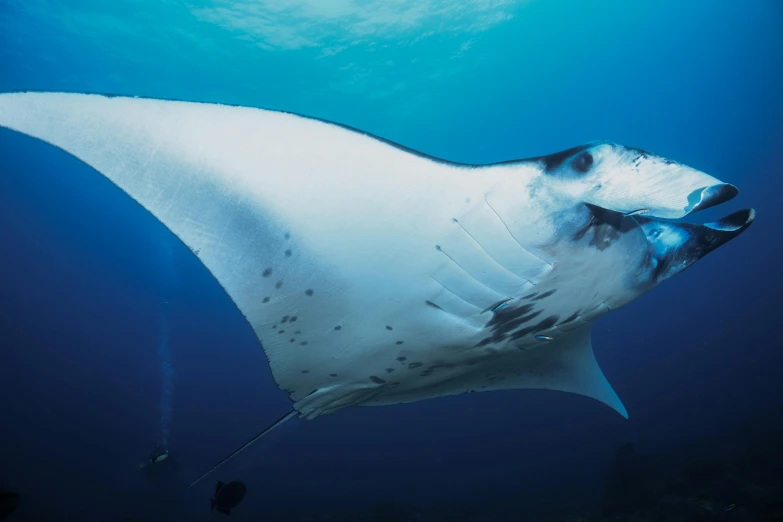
1, 1, 782, 521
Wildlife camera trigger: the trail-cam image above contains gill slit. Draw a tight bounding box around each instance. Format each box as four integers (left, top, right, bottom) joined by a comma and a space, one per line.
451, 218, 535, 286
483, 196, 553, 268
436, 244, 514, 299
430, 276, 483, 311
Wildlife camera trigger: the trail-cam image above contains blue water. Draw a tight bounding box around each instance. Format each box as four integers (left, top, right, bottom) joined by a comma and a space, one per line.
156, 236, 176, 453
0, 1, 781, 520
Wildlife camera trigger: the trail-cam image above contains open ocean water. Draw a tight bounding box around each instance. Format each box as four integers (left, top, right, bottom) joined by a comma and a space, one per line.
0, 1, 782, 521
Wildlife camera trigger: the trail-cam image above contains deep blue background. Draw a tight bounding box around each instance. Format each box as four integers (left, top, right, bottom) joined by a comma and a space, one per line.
1, 1, 782, 520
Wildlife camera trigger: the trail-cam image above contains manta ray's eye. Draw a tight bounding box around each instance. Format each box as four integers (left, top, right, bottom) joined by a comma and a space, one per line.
572, 151, 594, 173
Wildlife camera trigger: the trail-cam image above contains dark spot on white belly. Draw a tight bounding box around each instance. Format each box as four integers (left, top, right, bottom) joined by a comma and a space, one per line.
559, 311, 580, 325
532, 289, 556, 300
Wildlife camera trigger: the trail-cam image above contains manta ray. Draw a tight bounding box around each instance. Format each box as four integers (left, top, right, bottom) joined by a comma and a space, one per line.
0, 92, 755, 486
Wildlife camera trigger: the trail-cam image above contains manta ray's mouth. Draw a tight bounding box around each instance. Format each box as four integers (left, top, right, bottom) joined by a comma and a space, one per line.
686, 183, 740, 214
631, 183, 755, 233
631, 183, 755, 281
683, 183, 756, 233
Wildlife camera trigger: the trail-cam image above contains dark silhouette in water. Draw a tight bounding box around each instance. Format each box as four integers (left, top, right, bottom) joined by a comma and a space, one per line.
211, 481, 246, 516
148, 448, 169, 465
598, 433, 783, 522
224, 430, 783, 521
0, 490, 18, 521
138, 449, 181, 483
602, 442, 673, 517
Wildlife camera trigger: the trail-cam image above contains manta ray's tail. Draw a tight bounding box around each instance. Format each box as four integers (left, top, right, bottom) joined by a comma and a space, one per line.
187, 409, 297, 489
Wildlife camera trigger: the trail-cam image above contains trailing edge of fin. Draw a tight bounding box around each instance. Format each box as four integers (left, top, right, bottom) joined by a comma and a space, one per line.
365, 325, 628, 419
523, 326, 628, 418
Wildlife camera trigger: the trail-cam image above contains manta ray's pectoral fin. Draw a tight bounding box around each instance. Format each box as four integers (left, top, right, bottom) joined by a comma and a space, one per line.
510, 326, 628, 418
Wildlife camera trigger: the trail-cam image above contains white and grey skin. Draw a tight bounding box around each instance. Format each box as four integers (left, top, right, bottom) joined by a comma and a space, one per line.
0, 93, 755, 479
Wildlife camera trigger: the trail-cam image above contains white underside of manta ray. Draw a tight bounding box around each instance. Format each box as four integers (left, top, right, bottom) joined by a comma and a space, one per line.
0, 92, 755, 483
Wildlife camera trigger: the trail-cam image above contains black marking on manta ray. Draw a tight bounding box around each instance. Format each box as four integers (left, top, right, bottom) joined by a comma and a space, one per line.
284, 249, 292, 257
425, 300, 443, 310
281, 316, 290, 323
301, 370, 309, 373
510, 315, 560, 343
300, 341, 308, 346
427, 361, 456, 372
262, 268, 273, 277
558, 311, 581, 325
537, 143, 593, 173
475, 338, 495, 348
290, 338, 295, 343
522, 292, 538, 299
369, 376, 386, 384
334, 325, 342, 330
262, 297, 270, 303
397, 356, 407, 362
305, 289, 314, 296
278, 330, 285, 334
486, 303, 534, 329
626, 146, 675, 164
295, 330, 301, 334
330, 373, 338, 377
386, 368, 395, 373
284, 233, 291, 240
386, 326, 393, 330
532, 289, 556, 300
408, 362, 423, 369
276, 281, 283, 289
576, 203, 638, 250
396, 341, 404, 345
476, 308, 544, 347
591, 224, 623, 251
